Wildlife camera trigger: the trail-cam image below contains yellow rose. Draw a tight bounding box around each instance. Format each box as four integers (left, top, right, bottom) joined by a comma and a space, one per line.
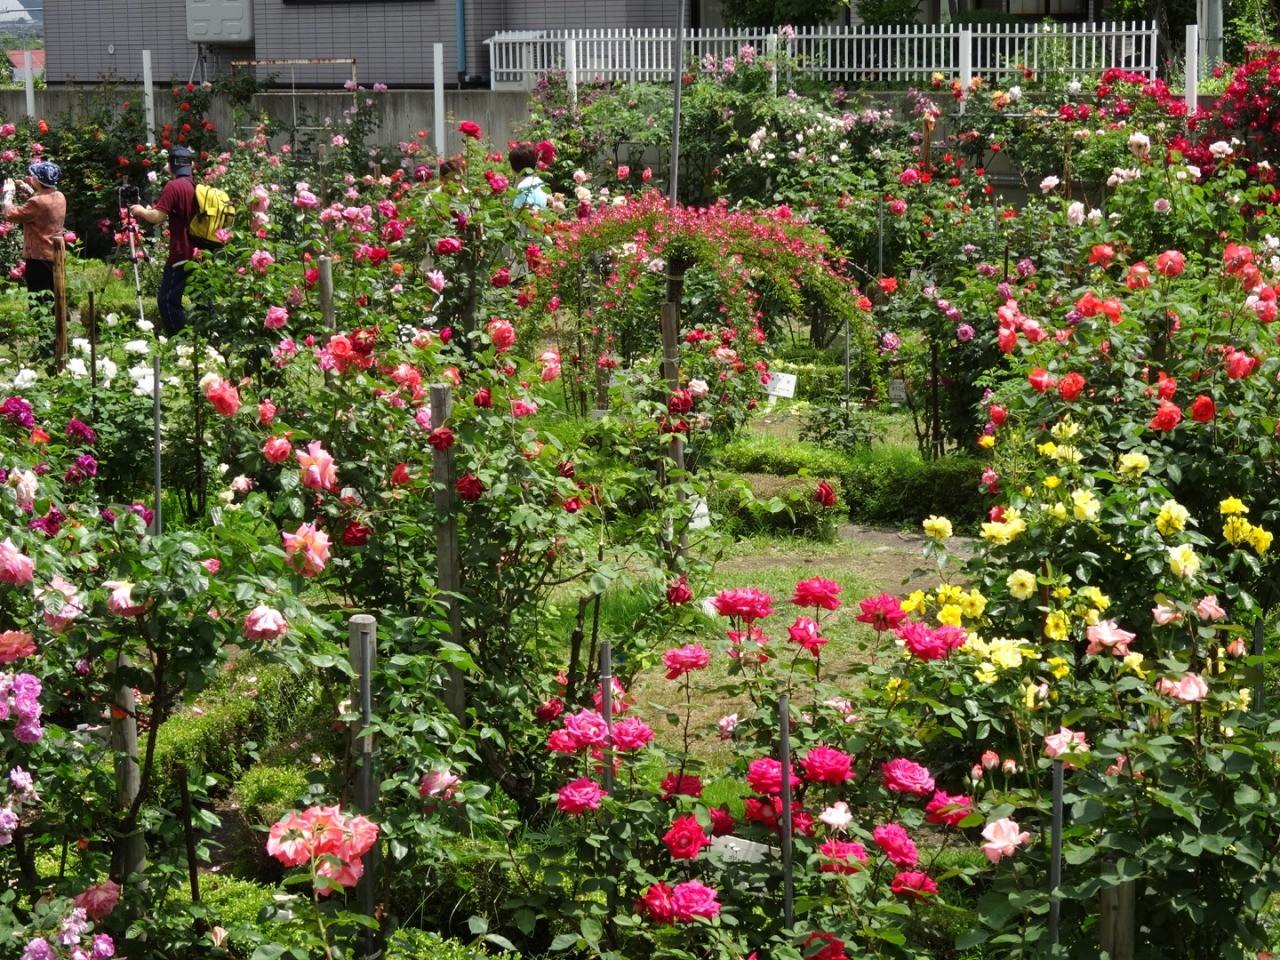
1167, 543, 1200, 579
1156, 500, 1190, 536
979, 434, 996, 449
1051, 445, 1084, 465
1223, 516, 1253, 546
886, 677, 908, 694
1044, 609, 1070, 641
975, 664, 998, 685
923, 515, 953, 541
937, 604, 964, 627
936, 584, 962, 605
960, 588, 987, 618
1037, 440, 1057, 458
1047, 656, 1071, 679
1043, 475, 1062, 490
1051, 416, 1080, 441
1117, 451, 1150, 477
901, 590, 926, 614
1071, 489, 1100, 522
1220, 496, 1248, 516
1123, 652, 1146, 677
1007, 569, 1037, 600
1251, 527, 1273, 555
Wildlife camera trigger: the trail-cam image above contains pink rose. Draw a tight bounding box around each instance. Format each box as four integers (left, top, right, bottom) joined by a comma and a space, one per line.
73, 880, 121, 920
1044, 725, 1089, 759
1084, 620, 1136, 657
1156, 673, 1209, 702
205, 378, 241, 417
0, 630, 34, 663
1152, 603, 1183, 626
242, 605, 288, 640
265, 305, 289, 329
818, 838, 868, 873
0, 538, 34, 585
296, 440, 338, 492
282, 522, 331, 577
1195, 595, 1227, 621
263, 435, 292, 464
855, 593, 908, 631
711, 587, 775, 622
925, 789, 974, 827
791, 577, 841, 610
981, 817, 1031, 863
103, 580, 147, 617
418, 769, 460, 800
486, 318, 516, 350
662, 643, 710, 679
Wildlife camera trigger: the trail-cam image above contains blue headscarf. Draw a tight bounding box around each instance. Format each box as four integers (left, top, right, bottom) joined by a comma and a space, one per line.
27, 161, 60, 187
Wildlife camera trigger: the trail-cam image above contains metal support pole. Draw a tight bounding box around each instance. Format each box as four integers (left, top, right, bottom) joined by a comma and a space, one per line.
877, 197, 885, 276
958, 29, 972, 116
778, 695, 794, 929
565, 39, 578, 106
23, 50, 34, 119
1049, 758, 1064, 945
348, 614, 381, 959
431, 384, 466, 720
433, 44, 446, 157
1184, 25, 1199, 119
600, 640, 614, 794
767, 33, 778, 97
1205, 1, 1223, 69
151, 347, 162, 536
142, 51, 156, 143
668, 0, 685, 207
659, 302, 688, 560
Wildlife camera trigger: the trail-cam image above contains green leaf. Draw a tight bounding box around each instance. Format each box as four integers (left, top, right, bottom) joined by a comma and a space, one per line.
549, 933, 580, 951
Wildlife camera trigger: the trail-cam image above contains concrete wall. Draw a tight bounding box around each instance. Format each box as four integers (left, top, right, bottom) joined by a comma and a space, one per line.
0, 86, 533, 154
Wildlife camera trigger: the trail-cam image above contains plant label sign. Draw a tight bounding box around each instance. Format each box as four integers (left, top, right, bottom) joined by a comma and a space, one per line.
765, 372, 797, 398
888, 379, 908, 404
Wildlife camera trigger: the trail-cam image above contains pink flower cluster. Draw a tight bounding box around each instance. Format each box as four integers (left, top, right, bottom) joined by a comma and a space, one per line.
266, 805, 379, 893
0, 671, 43, 743
639, 880, 721, 923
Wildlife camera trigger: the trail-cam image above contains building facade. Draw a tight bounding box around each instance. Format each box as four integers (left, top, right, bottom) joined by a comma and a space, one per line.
44, 0, 692, 88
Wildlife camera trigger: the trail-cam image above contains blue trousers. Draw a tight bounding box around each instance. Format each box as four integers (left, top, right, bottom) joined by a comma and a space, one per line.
158, 261, 188, 335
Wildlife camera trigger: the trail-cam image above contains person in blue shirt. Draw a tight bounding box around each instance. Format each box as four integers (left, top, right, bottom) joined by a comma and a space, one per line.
508, 143, 548, 212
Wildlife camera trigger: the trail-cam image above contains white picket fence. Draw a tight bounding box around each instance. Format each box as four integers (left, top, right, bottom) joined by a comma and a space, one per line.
485, 21, 1158, 91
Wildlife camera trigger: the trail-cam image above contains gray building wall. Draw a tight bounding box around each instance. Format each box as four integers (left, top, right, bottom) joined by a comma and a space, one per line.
45, 0, 695, 89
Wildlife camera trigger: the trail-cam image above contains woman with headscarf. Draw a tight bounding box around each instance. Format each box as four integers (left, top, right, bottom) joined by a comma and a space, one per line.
2, 160, 67, 297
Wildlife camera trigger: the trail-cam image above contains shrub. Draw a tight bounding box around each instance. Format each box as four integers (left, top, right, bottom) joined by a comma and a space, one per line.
386, 926, 516, 960
838, 447, 986, 527
708, 472, 840, 539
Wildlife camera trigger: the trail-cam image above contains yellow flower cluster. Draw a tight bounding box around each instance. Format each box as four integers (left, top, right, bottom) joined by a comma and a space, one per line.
1156, 499, 1190, 536
1007, 568, 1037, 600
1036, 439, 1083, 465
1044, 609, 1070, 640
1071, 489, 1101, 521
1220, 499, 1272, 554
1051, 416, 1081, 441
1123, 652, 1146, 677
968, 635, 1040, 684
981, 508, 1027, 546
1047, 656, 1071, 679
911, 583, 988, 627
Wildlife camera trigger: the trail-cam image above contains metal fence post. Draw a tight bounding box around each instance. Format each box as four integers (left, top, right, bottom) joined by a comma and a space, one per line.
349, 614, 382, 958
779, 695, 794, 928
566, 38, 578, 105
958, 28, 972, 116
142, 50, 156, 143
1184, 24, 1199, 120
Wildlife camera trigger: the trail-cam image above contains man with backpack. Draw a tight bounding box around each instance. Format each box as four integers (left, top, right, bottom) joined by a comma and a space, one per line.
128, 145, 196, 335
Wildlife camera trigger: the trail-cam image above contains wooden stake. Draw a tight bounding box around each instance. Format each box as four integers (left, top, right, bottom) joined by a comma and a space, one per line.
431, 384, 466, 719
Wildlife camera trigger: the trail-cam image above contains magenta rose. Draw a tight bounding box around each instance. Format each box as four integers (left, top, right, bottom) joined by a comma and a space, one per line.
818, 838, 868, 874
610, 716, 654, 751
711, 587, 775, 622
670, 880, 721, 922
873, 823, 919, 867
882, 758, 935, 795
561, 709, 608, 748
891, 870, 938, 899
924, 789, 974, 827
799, 744, 854, 784
746, 757, 798, 795
556, 777, 605, 814
662, 643, 710, 679
639, 882, 675, 924
791, 576, 842, 610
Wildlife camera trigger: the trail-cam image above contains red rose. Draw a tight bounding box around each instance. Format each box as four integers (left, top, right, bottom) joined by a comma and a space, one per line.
1088, 243, 1114, 268
802, 933, 849, 960
427, 427, 455, 451
473, 388, 492, 408
1156, 249, 1185, 277
890, 870, 938, 900
434, 237, 462, 255
660, 772, 703, 798
1028, 367, 1055, 393
1058, 371, 1085, 401
458, 120, 482, 139
707, 805, 736, 836
989, 403, 1007, 426
639, 882, 676, 924
1149, 400, 1182, 432
666, 575, 693, 605
563, 497, 582, 513
814, 480, 837, 508
1126, 263, 1151, 289
342, 521, 371, 546
925, 789, 974, 827
873, 822, 919, 867
491, 267, 512, 288
662, 814, 712, 860
455, 473, 484, 501
1189, 394, 1216, 422
534, 697, 564, 723
792, 576, 841, 610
